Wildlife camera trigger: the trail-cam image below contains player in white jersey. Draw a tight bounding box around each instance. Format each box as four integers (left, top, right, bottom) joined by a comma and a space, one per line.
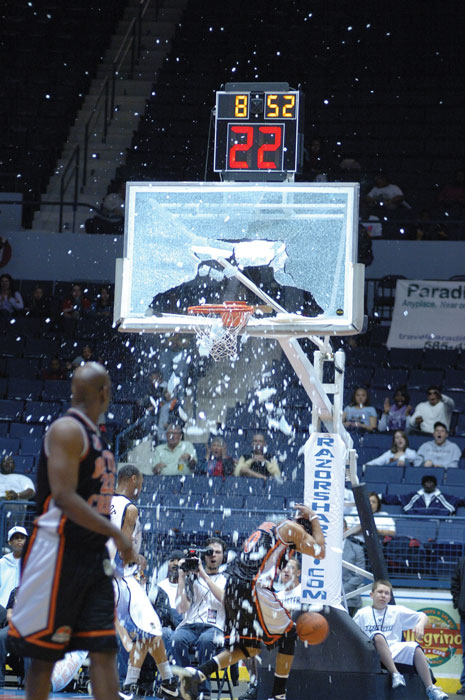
109, 465, 178, 700
353, 579, 448, 700
276, 557, 302, 612
174, 505, 325, 700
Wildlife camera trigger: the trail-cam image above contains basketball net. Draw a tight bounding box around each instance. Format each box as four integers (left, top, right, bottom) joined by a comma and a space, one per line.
188, 302, 253, 361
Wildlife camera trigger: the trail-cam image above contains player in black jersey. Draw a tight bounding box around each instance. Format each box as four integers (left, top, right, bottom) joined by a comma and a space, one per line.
173, 505, 325, 700
8, 363, 137, 700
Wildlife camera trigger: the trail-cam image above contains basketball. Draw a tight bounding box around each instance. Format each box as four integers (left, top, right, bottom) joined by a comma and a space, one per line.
296, 612, 329, 645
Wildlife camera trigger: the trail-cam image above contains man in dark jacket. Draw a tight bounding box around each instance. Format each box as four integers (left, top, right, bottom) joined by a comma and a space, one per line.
451, 557, 465, 694
382, 474, 464, 516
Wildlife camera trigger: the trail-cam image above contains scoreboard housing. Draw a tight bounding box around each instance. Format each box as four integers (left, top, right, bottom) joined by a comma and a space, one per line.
214, 82, 304, 181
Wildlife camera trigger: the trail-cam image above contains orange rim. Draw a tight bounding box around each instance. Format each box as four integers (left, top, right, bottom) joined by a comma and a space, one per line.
188, 301, 254, 329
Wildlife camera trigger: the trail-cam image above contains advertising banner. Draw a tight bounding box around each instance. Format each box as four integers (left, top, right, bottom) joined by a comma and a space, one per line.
387, 279, 465, 349
301, 433, 346, 608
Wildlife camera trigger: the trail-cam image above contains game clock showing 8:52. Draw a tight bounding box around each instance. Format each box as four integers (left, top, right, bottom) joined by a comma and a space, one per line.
213, 83, 303, 180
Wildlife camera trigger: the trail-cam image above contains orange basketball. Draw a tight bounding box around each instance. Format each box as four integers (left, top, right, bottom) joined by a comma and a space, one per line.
296, 612, 329, 645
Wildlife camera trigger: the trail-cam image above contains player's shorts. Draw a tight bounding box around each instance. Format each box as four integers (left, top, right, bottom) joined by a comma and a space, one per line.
223, 578, 293, 649
369, 631, 419, 666
114, 573, 162, 643
8, 526, 117, 662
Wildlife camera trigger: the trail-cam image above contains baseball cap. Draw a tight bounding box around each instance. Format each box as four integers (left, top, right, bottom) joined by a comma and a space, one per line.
8, 526, 28, 541
168, 550, 184, 561
421, 474, 437, 486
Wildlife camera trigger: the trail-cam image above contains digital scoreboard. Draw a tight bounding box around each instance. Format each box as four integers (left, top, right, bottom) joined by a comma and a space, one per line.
213, 82, 304, 181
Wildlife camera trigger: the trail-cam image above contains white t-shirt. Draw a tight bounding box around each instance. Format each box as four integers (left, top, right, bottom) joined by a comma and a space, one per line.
353, 604, 421, 645
178, 573, 227, 631
367, 183, 403, 201
152, 441, 197, 476
158, 577, 178, 609
0, 473, 35, 498
277, 583, 302, 611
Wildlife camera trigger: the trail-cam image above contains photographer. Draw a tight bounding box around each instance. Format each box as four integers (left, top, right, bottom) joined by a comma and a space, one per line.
172, 538, 227, 699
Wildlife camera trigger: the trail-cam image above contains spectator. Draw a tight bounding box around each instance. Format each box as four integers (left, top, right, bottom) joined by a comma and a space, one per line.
417, 422, 462, 469
408, 386, 455, 434
451, 556, 465, 695
342, 519, 366, 617
90, 286, 113, 318
149, 550, 184, 656
71, 343, 95, 369
199, 437, 235, 477
62, 283, 91, 319
438, 169, 465, 213
152, 423, 197, 476
0, 273, 23, 317
409, 209, 448, 241
276, 557, 302, 611
0, 586, 31, 689
382, 474, 464, 516
365, 173, 408, 212
24, 284, 51, 318
365, 430, 420, 467
42, 356, 69, 380
85, 182, 125, 235
304, 137, 332, 181
0, 456, 35, 502
346, 492, 396, 539
353, 579, 447, 698
378, 386, 412, 432
0, 526, 27, 609
234, 433, 281, 480
342, 387, 378, 433
173, 538, 227, 699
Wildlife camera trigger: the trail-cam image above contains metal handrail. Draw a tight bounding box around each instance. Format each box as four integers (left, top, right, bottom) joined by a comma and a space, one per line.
59, 145, 80, 233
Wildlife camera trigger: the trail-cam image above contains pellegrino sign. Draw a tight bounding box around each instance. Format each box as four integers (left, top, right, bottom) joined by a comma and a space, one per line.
405, 608, 461, 667
301, 433, 346, 608
388, 279, 465, 349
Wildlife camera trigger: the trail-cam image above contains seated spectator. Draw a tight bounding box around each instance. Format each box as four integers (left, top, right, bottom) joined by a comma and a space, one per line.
0, 526, 27, 609
234, 433, 281, 480
71, 343, 95, 369
304, 137, 332, 181
346, 492, 396, 539
378, 386, 412, 432
408, 386, 455, 434
199, 436, 235, 477
354, 579, 446, 698
0, 456, 35, 502
382, 474, 464, 516
409, 209, 448, 241
0, 586, 31, 689
152, 423, 197, 475
276, 557, 302, 611
0, 273, 23, 317
90, 286, 113, 318
62, 283, 90, 319
342, 519, 366, 617
417, 422, 462, 469
366, 173, 409, 212
85, 181, 125, 234
365, 430, 420, 467
42, 356, 69, 380
438, 168, 465, 213
24, 284, 51, 318
342, 387, 378, 432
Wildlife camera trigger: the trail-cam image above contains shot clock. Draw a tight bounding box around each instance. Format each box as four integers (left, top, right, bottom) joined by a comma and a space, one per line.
214, 82, 304, 181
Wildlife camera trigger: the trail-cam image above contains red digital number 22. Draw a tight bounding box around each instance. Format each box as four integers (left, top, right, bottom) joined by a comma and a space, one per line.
257, 126, 282, 169
229, 125, 282, 169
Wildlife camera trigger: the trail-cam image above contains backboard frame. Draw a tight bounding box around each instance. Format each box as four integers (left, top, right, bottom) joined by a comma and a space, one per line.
114, 181, 364, 338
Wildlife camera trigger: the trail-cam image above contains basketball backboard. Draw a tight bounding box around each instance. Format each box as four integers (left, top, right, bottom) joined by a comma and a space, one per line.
114, 181, 364, 338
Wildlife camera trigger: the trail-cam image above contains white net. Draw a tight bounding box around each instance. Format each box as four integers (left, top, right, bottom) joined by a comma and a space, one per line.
190, 308, 252, 361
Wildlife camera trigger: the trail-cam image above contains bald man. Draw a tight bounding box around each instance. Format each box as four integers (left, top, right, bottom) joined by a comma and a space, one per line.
8, 363, 136, 700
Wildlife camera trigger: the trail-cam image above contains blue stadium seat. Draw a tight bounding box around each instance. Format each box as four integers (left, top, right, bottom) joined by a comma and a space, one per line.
12, 454, 35, 474
20, 437, 42, 454
444, 470, 465, 486
151, 476, 183, 494
23, 336, 61, 359
41, 379, 69, 401
182, 511, 223, 534
408, 369, 444, 390
437, 521, 465, 543
387, 348, 423, 369
386, 483, 417, 496
5, 357, 41, 379
403, 466, 444, 484
23, 400, 62, 424
363, 481, 388, 495
0, 399, 24, 422
358, 447, 386, 465
422, 349, 459, 370
395, 518, 439, 542
360, 434, 393, 450
0, 336, 26, 357
0, 423, 8, 437
9, 422, 45, 439
7, 378, 44, 400
0, 377, 7, 399
0, 437, 20, 455
372, 368, 409, 389
364, 465, 404, 483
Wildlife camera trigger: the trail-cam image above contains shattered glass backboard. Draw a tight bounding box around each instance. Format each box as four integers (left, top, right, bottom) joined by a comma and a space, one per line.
114, 182, 364, 338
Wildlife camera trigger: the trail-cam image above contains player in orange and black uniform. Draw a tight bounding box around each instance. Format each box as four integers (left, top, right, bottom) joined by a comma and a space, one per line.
174, 505, 325, 700
8, 363, 136, 700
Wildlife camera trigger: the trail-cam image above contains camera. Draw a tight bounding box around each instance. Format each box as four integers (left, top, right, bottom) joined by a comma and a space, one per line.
179, 545, 214, 573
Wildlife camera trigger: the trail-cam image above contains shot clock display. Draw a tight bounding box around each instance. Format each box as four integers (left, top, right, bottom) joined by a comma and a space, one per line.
213, 82, 304, 180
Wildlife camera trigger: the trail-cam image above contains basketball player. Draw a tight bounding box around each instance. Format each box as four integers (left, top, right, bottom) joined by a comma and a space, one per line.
174, 504, 325, 700
109, 465, 178, 699
7, 362, 137, 700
